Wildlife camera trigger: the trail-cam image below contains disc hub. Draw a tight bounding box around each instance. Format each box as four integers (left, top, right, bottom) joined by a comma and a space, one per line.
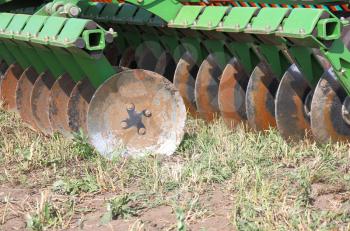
303, 91, 313, 118
121, 103, 152, 135
341, 97, 350, 125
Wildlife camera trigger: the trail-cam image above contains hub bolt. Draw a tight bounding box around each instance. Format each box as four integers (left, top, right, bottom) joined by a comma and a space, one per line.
121, 121, 128, 129
138, 127, 146, 135
144, 110, 152, 117
126, 103, 135, 111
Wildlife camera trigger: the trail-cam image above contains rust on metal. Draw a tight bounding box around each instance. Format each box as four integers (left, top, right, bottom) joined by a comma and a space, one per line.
0, 63, 23, 112
49, 74, 76, 137
195, 54, 222, 122
275, 64, 313, 141
245, 62, 278, 131
30, 72, 55, 135
218, 58, 249, 129
15, 67, 39, 131
311, 71, 350, 143
173, 52, 199, 117
87, 69, 186, 158
67, 79, 95, 134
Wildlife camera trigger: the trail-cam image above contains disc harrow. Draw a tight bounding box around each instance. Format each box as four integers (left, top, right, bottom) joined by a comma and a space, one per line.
2, 0, 350, 158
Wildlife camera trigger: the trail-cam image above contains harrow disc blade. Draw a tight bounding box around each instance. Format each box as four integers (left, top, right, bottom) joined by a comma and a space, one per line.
67, 79, 95, 134
173, 52, 198, 117
195, 54, 222, 122
311, 70, 350, 143
245, 62, 279, 131
31, 72, 55, 136
136, 46, 159, 71
49, 74, 75, 137
275, 64, 313, 141
218, 58, 249, 129
16, 67, 39, 130
155, 51, 176, 81
119, 47, 137, 69
0, 61, 9, 97
1, 63, 23, 112
87, 69, 186, 158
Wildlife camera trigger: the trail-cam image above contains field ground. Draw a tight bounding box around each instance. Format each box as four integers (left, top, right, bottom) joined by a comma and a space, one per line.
0, 110, 350, 231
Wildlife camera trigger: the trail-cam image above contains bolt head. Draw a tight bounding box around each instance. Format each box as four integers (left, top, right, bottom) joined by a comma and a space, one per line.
143, 110, 152, 117
121, 121, 128, 129
138, 127, 146, 135
126, 103, 135, 111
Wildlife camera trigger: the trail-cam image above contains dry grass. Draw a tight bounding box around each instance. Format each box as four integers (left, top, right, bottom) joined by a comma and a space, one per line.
0, 110, 350, 230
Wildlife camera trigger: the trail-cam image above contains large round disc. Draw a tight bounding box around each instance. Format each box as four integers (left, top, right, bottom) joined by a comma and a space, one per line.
195, 54, 222, 122
1, 63, 23, 112
173, 52, 199, 117
16, 67, 39, 130
154, 51, 176, 81
275, 64, 313, 141
87, 69, 186, 158
218, 58, 249, 129
49, 74, 75, 137
311, 70, 350, 143
30, 72, 55, 135
67, 79, 95, 134
119, 47, 137, 69
245, 62, 279, 131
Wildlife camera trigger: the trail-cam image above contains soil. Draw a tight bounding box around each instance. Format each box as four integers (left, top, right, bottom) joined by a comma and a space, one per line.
0, 185, 234, 231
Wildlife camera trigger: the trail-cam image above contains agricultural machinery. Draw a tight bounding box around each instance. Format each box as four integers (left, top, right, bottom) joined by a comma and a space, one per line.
0, 0, 350, 157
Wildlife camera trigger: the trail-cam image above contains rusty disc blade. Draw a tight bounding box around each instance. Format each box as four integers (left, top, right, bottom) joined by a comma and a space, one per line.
119, 47, 137, 69
245, 62, 279, 131
67, 79, 95, 134
49, 74, 75, 137
310, 70, 350, 143
87, 69, 186, 158
154, 51, 176, 81
275, 64, 313, 141
1, 63, 23, 112
173, 52, 199, 117
30, 72, 55, 135
16, 67, 39, 130
218, 58, 249, 129
195, 54, 222, 122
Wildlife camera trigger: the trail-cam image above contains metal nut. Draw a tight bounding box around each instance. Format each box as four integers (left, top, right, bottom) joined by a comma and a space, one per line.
126, 103, 135, 111
143, 110, 152, 117
138, 127, 146, 135
121, 121, 128, 129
